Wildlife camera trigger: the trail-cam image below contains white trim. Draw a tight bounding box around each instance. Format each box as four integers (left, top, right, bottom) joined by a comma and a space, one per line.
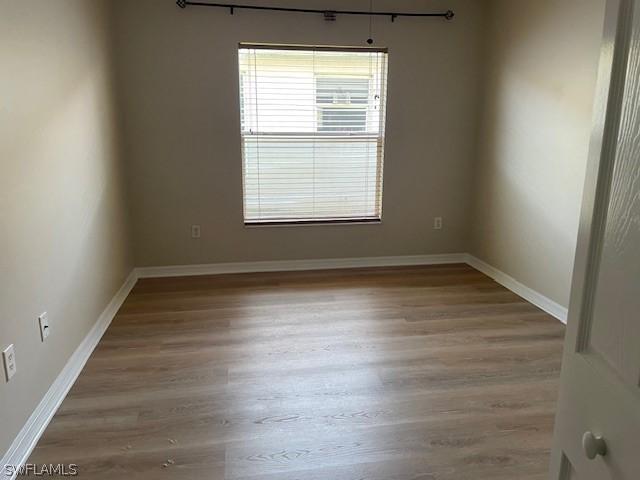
135, 254, 568, 324
1, 270, 138, 480
136, 254, 468, 278
465, 254, 568, 324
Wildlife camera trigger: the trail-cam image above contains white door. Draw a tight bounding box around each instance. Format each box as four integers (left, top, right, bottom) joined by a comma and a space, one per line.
550, 0, 640, 478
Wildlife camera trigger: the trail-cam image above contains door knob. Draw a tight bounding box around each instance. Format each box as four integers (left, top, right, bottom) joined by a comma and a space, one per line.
582, 431, 607, 459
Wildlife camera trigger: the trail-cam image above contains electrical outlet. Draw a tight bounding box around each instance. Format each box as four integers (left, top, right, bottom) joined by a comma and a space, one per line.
39, 312, 50, 341
434, 217, 443, 230
191, 224, 201, 239
3, 344, 17, 382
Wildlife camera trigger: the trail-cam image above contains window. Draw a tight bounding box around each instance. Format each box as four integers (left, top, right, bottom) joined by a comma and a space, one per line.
238, 44, 389, 224
316, 77, 369, 132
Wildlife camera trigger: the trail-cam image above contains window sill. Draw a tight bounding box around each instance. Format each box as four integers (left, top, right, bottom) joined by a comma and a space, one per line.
244, 218, 382, 228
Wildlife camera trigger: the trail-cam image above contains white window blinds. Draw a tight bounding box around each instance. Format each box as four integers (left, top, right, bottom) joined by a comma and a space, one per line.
238, 44, 389, 224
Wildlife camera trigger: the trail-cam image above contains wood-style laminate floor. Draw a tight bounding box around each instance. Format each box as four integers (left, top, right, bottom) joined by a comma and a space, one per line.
29, 264, 565, 479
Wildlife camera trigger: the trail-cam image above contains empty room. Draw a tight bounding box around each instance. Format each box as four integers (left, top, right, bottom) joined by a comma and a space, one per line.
2, 0, 639, 479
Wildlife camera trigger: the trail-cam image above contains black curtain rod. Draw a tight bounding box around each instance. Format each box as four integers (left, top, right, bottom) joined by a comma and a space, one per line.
176, 1, 455, 22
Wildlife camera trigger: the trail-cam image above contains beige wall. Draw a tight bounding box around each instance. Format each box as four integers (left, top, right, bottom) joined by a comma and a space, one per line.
0, 0, 133, 454
112, 0, 485, 267
471, 0, 606, 307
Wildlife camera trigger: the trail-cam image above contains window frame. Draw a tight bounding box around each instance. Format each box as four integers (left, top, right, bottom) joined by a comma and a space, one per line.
238, 43, 389, 226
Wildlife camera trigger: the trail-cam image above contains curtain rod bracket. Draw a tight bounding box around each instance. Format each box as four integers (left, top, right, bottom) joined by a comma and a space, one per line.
323, 11, 337, 22
177, 0, 186, 8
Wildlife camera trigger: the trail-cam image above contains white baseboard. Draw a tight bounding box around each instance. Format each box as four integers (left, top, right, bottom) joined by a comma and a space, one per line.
1, 269, 138, 480
136, 254, 567, 324
136, 253, 468, 278
465, 254, 568, 324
